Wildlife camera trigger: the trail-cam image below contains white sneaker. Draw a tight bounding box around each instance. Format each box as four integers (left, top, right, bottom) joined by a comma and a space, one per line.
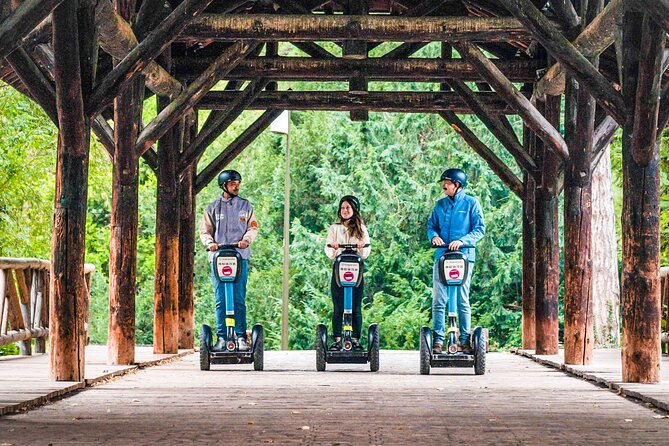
237, 337, 249, 351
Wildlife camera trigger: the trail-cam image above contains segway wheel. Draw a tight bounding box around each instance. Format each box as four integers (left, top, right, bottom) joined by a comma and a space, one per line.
200, 325, 211, 371
316, 323, 327, 372
473, 327, 486, 376
420, 326, 431, 375
368, 323, 380, 372
252, 324, 264, 371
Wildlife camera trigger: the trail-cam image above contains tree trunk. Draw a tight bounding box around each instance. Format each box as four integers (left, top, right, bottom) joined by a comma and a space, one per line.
590, 143, 620, 347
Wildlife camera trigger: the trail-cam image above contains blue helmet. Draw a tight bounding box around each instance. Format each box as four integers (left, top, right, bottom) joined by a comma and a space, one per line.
439, 168, 467, 189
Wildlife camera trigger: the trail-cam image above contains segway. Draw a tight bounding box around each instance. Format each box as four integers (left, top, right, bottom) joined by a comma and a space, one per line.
316, 244, 379, 372
200, 244, 264, 371
420, 245, 486, 375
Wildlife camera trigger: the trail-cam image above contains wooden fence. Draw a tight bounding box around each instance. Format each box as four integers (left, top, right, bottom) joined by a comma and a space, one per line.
0, 258, 94, 355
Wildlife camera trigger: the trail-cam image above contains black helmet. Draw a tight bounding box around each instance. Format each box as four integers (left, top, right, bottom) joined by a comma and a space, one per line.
439, 168, 467, 189
339, 195, 360, 213
217, 169, 242, 188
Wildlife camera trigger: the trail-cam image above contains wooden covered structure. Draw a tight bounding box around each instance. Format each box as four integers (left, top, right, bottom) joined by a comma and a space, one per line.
0, 0, 666, 383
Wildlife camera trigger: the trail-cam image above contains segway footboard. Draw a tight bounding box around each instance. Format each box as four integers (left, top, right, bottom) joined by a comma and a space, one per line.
210, 351, 254, 365
431, 353, 475, 368
326, 350, 369, 364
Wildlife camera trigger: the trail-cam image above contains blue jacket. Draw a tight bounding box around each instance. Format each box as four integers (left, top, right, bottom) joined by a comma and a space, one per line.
427, 190, 486, 262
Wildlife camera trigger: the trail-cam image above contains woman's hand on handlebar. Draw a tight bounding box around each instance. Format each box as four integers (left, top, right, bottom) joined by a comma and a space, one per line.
356, 242, 366, 249
329, 242, 340, 250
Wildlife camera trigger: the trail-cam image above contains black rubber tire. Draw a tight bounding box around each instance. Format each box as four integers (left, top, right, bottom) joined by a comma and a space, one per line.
420, 326, 431, 375
316, 324, 327, 372
253, 325, 264, 371
474, 330, 486, 375
368, 324, 380, 372
200, 326, 210, 371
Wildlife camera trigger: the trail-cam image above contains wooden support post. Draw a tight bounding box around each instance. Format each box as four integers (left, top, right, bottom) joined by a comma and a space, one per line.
522, 125, 536, 350
107, 75, 143, 365
0, 0, 63, 60
196, 109, 284, 193
178, 154, 196, 350
136, 40, 257, 156
153, 91, 182, 354
563, 2, 605, 366
497, 0, 626, 125
621, 12, 663, 383
344, 0, 368, 122
534, 96, 561, 356
50, 0, 90, 381
636, 0, 669, 35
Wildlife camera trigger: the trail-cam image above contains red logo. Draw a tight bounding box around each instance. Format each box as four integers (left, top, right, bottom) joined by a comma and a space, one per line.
221, 266, 233, 276
449, 269, 460, 279
343, 271, 355, 282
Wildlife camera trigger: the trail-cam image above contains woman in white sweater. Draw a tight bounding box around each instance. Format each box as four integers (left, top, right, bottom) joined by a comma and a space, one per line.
324, 195, 371, 351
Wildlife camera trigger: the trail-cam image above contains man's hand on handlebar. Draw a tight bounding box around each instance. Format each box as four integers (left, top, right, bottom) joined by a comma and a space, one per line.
431, 236, 445, 247
207, 243, 219, 251
448, 240, 463, 251
238, 240, 249, 249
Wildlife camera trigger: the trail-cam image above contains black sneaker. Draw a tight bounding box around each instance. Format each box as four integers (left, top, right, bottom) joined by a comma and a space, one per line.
352, 339, 364, 351
329, 340, 342, 351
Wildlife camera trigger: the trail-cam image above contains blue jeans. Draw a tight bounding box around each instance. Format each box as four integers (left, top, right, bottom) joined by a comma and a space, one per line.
432, 261, 472, 346
211, 259, 248, 338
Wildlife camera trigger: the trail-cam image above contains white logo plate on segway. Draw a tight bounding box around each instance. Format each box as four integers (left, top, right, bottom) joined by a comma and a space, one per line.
216, 256, 238, 281
339, 262, 360, 285
443, 258, 466, 285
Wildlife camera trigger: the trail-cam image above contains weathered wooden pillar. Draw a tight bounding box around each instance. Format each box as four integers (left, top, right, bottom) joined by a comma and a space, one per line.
153, 91, 182, 354
50, 0, 90, 381
521, 124, 536, 350
107, 77, 143, 364
178, 118, 197, 349
562, 2, 603, 365
107, 0, 142, 365
534, 95, 561, 355
621, 12, 664, 383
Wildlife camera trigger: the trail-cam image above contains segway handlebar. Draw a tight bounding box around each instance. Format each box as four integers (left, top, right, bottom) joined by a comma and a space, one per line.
204, 242, 239, 252
430, 243, 475, 250
327, 244, 370, 249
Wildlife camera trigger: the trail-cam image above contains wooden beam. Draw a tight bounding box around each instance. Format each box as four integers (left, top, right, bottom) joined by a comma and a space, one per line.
136, 40, 258, 156
173, 56, 543, 82
50, 0, 89, 382
498, 0, 626, 124
591, 115, 618, 175
636, 0, 669, 35
448, 78, 537, 173
631, 15, 665, 167
87, 0, 213, 117
195, 109, 283, 193
0, 0, 63, 60
6, 47, 59, 123
179, 14, 540, 43
92, 0, 182, 114
534, 95, 561, 356
550, 0, 580, 31
180, 77, 269, 172
535, 0, 624, 99
454, 42, 570, 161
439, 111, 523, 196
196, 90, 519, 114
621, 11, 662, 384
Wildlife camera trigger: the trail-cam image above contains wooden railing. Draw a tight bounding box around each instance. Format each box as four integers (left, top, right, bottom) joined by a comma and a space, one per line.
0, 258, 94, 355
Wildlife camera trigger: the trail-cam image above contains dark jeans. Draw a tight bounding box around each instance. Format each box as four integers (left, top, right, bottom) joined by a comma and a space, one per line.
211, 259, 248, 338
330, 268, 364, 339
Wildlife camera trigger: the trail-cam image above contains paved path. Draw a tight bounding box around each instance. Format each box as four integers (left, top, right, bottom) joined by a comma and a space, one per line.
2, 351, 669, 445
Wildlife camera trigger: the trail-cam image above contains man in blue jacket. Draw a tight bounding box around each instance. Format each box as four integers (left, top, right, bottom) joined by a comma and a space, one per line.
427, 168, 486, 354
